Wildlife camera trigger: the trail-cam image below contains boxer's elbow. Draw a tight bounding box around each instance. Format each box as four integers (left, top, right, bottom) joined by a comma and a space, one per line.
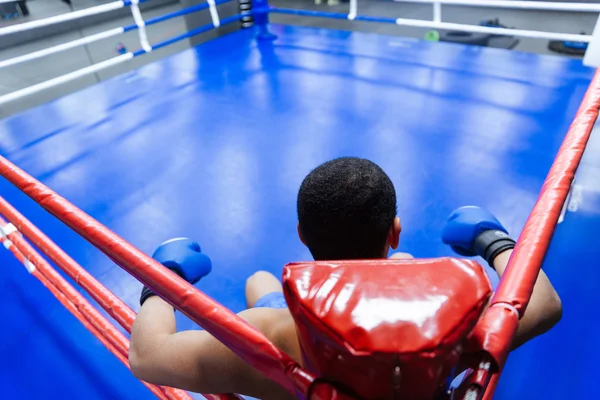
512, 290, 562, 350
541, 291, 562, 332
525, 272, 563, 338
529, 290, 562, 340
129, 346, 159, 383
129, 349, 147, 380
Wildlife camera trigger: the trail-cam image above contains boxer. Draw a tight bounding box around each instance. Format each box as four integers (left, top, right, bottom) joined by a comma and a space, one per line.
130, 157, 561, 399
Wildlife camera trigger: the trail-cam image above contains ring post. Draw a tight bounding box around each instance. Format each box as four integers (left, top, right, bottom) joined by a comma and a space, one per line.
239, 0, 254, 28
252, 0, 276, 40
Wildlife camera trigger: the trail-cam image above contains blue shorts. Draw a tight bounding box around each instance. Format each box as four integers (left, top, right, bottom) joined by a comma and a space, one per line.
254, 292, 287, 309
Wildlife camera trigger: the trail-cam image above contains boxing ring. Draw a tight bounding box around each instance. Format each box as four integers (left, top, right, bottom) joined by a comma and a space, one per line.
0, 0, 599, 399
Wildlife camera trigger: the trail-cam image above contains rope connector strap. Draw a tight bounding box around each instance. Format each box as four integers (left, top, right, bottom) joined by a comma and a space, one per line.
0, 222, 36, 273
207, 0, 221, 27
130, 0, 152, 53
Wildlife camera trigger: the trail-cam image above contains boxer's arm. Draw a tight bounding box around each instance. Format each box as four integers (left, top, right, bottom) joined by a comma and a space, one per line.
129, 297, 293, 398
492, 249, 562, 350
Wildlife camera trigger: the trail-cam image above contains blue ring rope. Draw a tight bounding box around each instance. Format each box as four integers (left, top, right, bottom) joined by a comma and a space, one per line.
268, 7, 398, 24
132, 13, 244, 56
122, 0, 151, 6
123, 0, 233, 32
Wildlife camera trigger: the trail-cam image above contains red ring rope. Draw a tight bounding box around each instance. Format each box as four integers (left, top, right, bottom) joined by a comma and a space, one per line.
0, 159, 319, 397
0, 199, 240, 400
2, 71, 596, 400
0, 218, 173, 400
0, 196, 136, 330
478, 71, 600, 400
493, 70, 600, 313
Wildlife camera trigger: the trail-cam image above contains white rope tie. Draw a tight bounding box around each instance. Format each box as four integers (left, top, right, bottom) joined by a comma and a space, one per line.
492, 301, 521, 318
0, 222, 17, 238
130, 0, 152, 53
207, 0, 221, 28
22, 258, 36, 273
0, 223, 36, 273
348, 0, 357, 20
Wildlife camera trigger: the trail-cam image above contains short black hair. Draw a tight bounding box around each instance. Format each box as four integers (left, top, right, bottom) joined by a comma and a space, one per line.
297, 157, 397, 260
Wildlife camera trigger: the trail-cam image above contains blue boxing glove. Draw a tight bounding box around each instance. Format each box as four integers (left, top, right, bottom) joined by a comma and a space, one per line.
441, 206, 516, 267
140, 238, 212, 306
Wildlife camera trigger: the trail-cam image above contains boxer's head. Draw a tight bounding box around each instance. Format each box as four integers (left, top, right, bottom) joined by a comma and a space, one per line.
297, 157, 400, 260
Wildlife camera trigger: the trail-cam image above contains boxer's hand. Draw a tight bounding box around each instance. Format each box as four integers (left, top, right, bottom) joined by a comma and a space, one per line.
151, 238, 212, 283
441, 206, 515, 266
140, 238, 212, 306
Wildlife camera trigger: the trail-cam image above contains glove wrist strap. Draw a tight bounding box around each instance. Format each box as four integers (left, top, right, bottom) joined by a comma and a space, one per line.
140, 286, 157, 306
474, 230, 516, 267
140, 267, 184, 307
